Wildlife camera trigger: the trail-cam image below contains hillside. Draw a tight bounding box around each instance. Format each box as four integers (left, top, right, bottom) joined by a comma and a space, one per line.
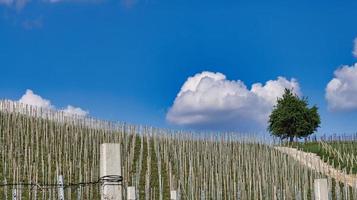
286, 140, 357, 174
0, 101, 355, 199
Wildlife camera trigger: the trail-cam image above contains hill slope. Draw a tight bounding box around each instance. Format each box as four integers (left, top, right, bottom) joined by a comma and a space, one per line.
0, 101, 355, 199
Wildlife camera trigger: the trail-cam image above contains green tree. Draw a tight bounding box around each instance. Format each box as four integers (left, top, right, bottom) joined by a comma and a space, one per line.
268, 88, 320, 142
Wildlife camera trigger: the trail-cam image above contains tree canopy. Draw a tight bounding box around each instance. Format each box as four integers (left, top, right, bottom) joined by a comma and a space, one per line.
268, 88, 320, 142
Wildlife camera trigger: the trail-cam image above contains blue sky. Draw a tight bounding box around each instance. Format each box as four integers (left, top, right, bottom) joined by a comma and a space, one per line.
1, 0, 357, 134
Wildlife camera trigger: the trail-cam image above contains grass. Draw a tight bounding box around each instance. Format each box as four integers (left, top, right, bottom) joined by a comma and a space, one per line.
286, 141, 357, 174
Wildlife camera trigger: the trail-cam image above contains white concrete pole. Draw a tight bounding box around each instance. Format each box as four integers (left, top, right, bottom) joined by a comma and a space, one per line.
12, 188, 17, 200
170, 190, 177, 200
57, 175, 65, 200
314, 179, 328, 200
77, 186, 81, 200
127, 186, 136, 200
100, 143, 122, 200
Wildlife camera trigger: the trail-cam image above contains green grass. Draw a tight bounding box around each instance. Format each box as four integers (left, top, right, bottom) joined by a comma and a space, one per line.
286, 141, 357, 174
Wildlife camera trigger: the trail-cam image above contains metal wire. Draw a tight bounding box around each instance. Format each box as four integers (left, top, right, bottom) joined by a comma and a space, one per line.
0, 175, 123, 190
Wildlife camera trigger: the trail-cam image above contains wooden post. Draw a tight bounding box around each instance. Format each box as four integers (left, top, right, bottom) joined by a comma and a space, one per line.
170, 190, 177, 200
127, 186, 136, 200
314, 179, 328, 200
100, 143, 122, 200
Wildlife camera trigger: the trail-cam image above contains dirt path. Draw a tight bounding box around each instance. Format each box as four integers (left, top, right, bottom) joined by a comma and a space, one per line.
275, 146, 357, 188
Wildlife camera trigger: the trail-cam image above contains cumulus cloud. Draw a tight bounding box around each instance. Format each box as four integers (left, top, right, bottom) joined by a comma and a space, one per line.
166, 71, 300, 131
326, 63, 357, 111
19, 89, 53, 109
19, 89, 88, 117
352, 38, 357, 58
62, 105, 89, 117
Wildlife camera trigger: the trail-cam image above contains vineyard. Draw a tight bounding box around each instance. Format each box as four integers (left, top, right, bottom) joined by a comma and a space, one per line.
288, 138, 357, 175
0, 100, 356, 199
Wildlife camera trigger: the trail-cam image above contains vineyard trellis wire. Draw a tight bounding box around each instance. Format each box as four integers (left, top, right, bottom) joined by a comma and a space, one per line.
0, 175, 123, 190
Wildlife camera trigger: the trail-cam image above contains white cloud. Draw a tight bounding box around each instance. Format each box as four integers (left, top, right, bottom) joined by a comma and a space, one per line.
352, 38, 357, 58
166, 71, 300, 131
326, 63, 357, 111
19, 89, 53, 109
18, 89, 89, 117
62, 105, 89, 117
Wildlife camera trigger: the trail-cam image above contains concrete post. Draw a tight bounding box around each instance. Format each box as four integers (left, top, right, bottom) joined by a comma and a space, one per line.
77, 186, 81, 200
170, 190, 177, 200
12, 188, 17, 200
57, 175, 65, 200
100, 143, 122, 200
314, 179, 328, 200
127, 186, 136, 200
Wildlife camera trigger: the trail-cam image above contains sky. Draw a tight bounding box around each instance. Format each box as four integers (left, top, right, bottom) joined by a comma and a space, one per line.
1, 0, 357, 134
